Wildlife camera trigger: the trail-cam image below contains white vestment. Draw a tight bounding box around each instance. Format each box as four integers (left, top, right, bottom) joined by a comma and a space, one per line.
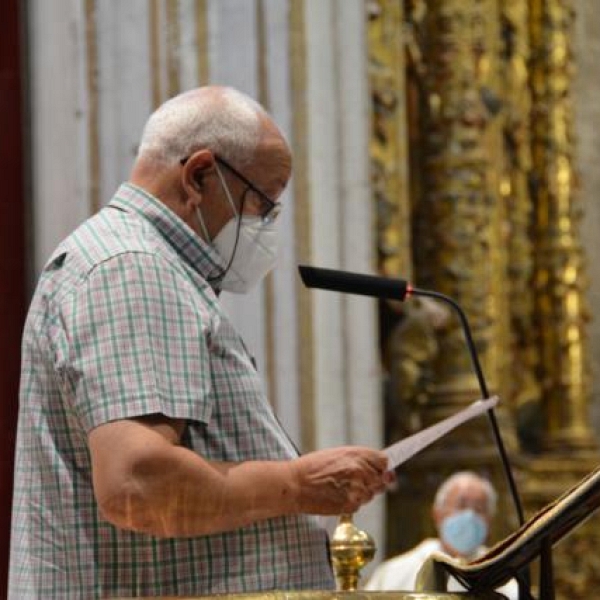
363, 538, 518, 599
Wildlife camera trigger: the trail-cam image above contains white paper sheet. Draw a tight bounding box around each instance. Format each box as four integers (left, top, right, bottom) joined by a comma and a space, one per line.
383, 396, 499, 470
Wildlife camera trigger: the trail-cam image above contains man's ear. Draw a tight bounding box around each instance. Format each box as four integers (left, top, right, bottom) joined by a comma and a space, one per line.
181, 149, 215, 198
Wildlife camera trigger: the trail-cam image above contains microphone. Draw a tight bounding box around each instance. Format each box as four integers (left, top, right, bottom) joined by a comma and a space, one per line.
301, 264, 541, 596
298, 265, 525, 527
298, 265, 410, 301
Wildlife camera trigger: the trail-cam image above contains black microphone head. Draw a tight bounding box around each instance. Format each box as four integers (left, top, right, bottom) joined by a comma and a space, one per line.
298, 265, 409, 301
298, 265, 333, 288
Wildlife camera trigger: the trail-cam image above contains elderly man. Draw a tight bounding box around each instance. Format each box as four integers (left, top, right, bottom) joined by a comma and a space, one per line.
365, 471, 518, 599
9, 86, 391, 599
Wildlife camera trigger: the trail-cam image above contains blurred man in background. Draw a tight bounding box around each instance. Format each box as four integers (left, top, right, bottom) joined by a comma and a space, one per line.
365, 471, 518, 598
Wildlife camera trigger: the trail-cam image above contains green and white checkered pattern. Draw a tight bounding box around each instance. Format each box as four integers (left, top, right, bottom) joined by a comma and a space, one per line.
9, 183, 334, 598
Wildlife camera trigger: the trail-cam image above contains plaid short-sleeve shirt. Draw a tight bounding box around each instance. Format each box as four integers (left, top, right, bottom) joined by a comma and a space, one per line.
9, 183, 334, 599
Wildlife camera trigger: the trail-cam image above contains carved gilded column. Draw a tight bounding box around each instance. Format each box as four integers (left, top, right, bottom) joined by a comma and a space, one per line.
367, 0, 412, 281
367, 0, 417, 556
529, 0, 596, 455
481, 0, 512, 408
381, 0, 519, 557
499, 1, 543, 452
413, 0, 506, 411
523, 1, 600, 597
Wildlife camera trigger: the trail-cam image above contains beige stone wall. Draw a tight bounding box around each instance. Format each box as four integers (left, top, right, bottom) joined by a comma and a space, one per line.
575, 0, 600, 439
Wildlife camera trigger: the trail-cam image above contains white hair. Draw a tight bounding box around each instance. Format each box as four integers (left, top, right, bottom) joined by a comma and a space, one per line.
137, 87, 267, 166
434, 471, 497, 516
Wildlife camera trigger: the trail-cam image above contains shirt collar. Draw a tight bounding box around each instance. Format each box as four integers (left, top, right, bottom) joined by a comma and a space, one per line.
109, 182, 226, 287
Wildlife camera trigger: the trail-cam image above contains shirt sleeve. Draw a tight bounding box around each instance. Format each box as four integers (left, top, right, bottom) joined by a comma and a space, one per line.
63, 251, 214, 431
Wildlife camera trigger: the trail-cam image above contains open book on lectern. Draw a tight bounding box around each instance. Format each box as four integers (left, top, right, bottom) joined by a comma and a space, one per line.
414, 463, 600, 594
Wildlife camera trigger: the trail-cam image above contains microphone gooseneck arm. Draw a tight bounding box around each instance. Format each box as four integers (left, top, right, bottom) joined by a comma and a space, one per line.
298, 265, 525, 526
409, 286, 525, 527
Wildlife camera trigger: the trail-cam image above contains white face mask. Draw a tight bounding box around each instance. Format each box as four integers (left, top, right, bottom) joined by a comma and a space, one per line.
196, 164, 279, 293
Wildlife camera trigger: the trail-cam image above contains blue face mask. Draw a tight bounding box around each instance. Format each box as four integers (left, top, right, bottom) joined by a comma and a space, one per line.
440, 509, 488, 557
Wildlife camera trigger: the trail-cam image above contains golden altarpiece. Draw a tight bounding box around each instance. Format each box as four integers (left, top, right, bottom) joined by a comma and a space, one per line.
368, 0, 599, 597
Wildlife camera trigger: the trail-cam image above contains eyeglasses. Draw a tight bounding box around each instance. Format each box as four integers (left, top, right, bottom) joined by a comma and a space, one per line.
180, 154, 282, 224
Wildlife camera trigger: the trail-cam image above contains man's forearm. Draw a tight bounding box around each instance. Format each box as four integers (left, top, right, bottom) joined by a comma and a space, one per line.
97, 445, 299, 537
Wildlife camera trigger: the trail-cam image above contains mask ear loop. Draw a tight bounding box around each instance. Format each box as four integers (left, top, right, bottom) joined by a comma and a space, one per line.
195, 206, 211, 241
204, 164, 249, 284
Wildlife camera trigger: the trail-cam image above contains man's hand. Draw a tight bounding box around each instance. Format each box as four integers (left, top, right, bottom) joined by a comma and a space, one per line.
290, 447, 393, 515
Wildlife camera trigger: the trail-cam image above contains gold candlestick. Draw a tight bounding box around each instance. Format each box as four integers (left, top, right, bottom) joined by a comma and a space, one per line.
329, 514, 376, 591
